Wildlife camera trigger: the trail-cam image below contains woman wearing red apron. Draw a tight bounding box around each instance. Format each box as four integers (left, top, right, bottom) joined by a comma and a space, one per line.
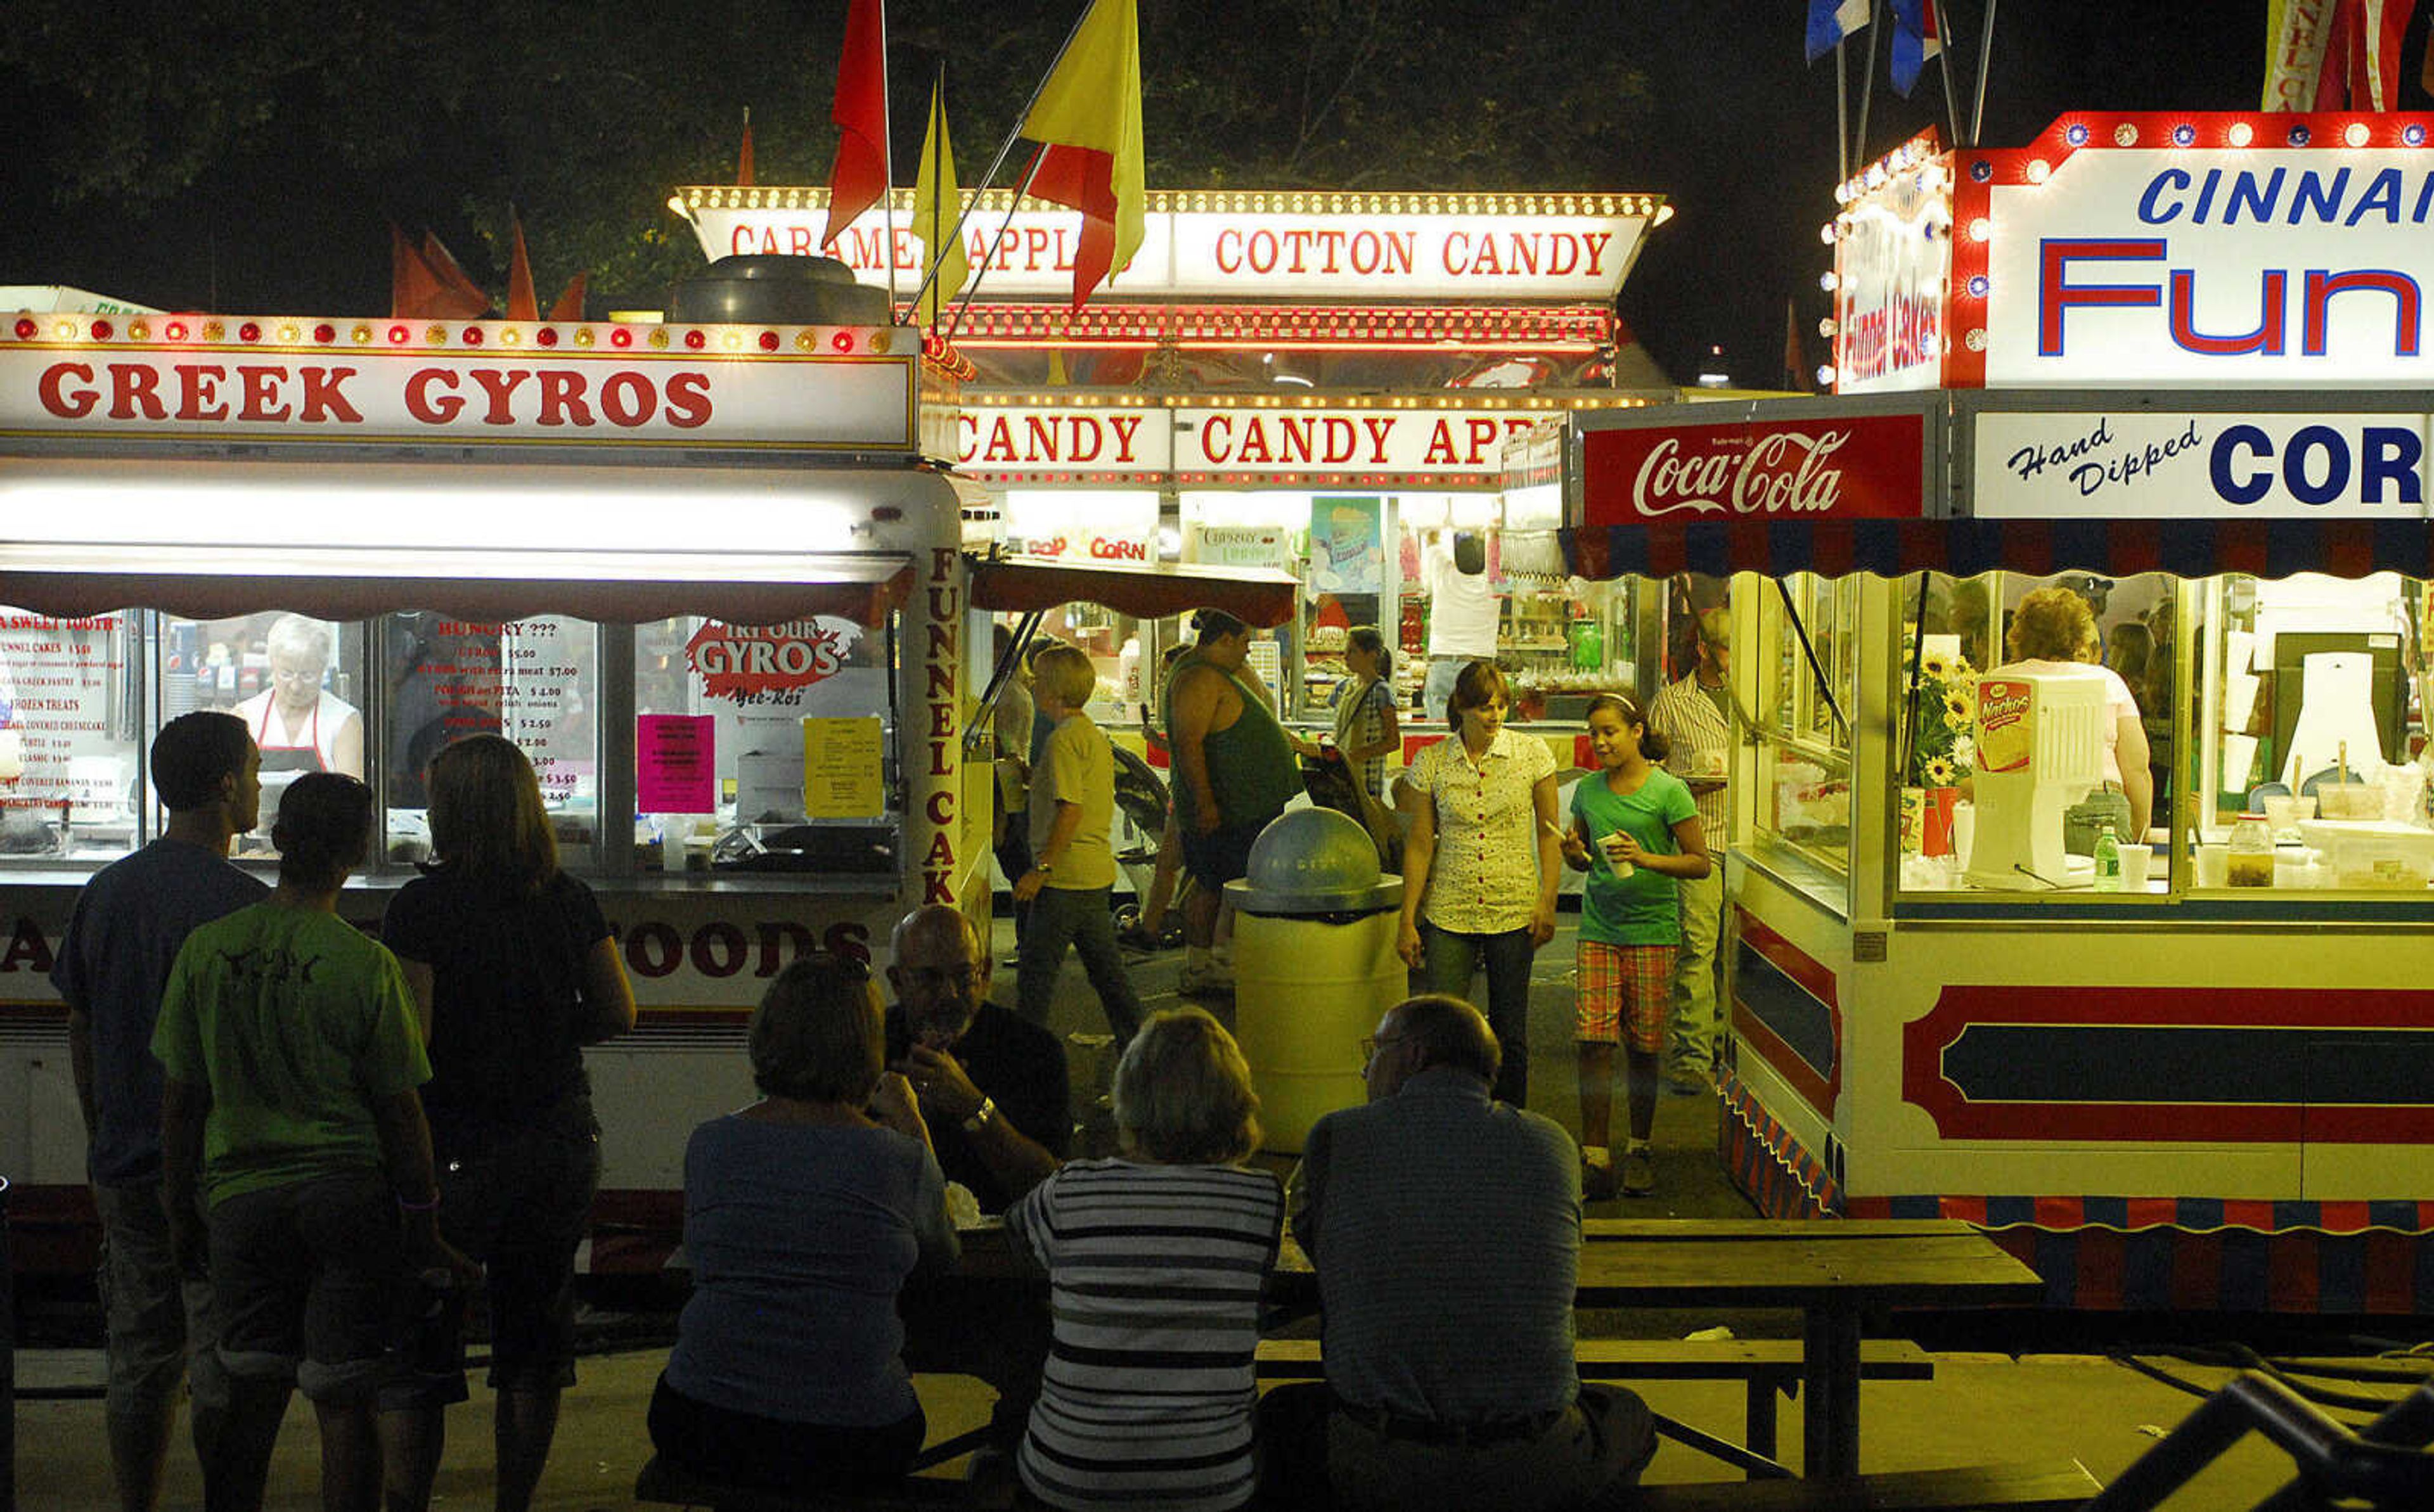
233, 614, 365, 780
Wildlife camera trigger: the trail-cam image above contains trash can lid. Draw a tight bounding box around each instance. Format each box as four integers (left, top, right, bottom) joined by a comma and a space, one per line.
1223, 805, 1402, 913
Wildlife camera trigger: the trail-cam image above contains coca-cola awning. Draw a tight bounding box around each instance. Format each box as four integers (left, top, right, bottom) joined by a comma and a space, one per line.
1561, 394, 2434, 581
967, 555, 1299, 628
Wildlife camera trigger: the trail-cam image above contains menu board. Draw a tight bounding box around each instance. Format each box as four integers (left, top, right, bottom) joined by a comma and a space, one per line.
0, 612, 134, 824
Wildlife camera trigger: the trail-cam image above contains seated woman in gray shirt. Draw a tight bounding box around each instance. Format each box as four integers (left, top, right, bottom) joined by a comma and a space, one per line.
647, 954, 958, 1494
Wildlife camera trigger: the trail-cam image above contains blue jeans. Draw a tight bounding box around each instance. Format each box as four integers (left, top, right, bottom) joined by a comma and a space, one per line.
1017, 883, 1145, 1045
1415, 923, 1537, 1108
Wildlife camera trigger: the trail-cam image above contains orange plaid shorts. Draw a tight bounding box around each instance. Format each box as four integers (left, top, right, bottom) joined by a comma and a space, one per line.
1576, 938, 1675, 1053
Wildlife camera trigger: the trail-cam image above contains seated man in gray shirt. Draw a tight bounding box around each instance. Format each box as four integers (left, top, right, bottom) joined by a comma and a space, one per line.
1262, 994, 1654, 1511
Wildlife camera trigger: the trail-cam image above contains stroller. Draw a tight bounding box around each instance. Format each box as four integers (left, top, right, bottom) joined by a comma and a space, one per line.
1109, 743, 1186, 949
1300, 745, 1404, 874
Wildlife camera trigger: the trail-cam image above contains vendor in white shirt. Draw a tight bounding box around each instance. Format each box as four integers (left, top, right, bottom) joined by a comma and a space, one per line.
1420, 529, 1501, 722
233, 613, 364, 778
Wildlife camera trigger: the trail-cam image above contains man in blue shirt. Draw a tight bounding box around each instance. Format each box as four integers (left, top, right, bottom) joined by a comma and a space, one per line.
52, 712, 266, 1512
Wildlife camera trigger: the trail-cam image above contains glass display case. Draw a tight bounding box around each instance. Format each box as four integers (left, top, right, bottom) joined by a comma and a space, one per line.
1753, 573, 1857, 883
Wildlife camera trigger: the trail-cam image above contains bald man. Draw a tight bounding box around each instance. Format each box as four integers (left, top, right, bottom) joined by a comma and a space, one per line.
1264, 995, 1654, 1510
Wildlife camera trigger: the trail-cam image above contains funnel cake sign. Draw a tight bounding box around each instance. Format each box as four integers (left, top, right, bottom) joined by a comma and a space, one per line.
1580, 413, 1927, 527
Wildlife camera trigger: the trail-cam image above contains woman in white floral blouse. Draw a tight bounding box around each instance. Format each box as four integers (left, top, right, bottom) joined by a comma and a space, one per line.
1393, 660, 1562, 1107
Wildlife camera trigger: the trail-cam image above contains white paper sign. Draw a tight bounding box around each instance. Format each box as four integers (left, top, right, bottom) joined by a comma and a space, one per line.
1974, 411, 2433, 518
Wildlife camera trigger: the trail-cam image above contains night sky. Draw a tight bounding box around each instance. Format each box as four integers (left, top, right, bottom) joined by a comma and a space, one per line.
0, 1, 2409, 388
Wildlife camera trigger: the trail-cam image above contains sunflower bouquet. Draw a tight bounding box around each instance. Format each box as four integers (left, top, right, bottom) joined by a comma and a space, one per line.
1903, 646, 1978, 788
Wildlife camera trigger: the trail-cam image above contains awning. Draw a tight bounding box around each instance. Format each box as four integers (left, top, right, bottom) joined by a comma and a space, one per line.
0, 543, 913, 627
1560, 518, 2434, 583
967, 556, 1299, 628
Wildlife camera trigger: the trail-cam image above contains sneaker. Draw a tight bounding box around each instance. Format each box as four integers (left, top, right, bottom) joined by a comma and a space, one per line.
1621, 1146, 1656, 1196
1176, 963, 1235, 997
1581, 1150, 1618, 1201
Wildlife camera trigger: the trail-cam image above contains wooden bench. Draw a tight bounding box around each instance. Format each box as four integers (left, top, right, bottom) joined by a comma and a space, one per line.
1256, 1336, 1936, 1472
1631, 1458, 2101, 1510
634, 1454, 1011, 1512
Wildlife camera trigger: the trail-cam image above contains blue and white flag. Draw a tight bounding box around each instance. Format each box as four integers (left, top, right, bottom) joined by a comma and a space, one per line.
1806, 0, 1871, 62
1890, 0, 1943, 94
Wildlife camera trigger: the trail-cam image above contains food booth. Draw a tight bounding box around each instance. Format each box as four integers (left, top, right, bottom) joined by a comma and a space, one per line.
0, 302, 1291, 1270
1556, 113, 2434, 1312
673, 185, 1678, 759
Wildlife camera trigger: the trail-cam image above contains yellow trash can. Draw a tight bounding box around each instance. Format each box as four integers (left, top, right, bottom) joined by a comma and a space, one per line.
1224, 807, 1405, 1154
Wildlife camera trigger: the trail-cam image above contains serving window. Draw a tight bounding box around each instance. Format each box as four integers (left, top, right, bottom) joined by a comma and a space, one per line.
634, 613, 901, 875
378, 614, 600, 868
0, 608, 143, 860
1753, 573, 1857, 888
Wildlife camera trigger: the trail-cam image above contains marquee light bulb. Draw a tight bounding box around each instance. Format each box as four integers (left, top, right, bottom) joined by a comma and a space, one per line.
1818, 318, 1838, 338
1819, 271, 1839, 292
2026, 160, 2051, 184
1815, 364, 1836, 387
2228, 122, 2255, 147
2345, 121, 2371, 148
1820, 222, 1838, 245
1969, 217, 1992, 243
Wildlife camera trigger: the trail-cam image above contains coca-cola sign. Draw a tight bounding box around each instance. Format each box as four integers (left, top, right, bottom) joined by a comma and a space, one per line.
1581, 413, 1926, 527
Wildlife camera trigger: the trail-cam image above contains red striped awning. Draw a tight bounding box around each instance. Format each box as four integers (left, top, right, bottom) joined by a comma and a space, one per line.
1559, 516, 2434, 582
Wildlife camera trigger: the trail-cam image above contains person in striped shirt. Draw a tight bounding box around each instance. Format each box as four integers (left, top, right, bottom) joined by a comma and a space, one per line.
1006, 1008, 1283, 1511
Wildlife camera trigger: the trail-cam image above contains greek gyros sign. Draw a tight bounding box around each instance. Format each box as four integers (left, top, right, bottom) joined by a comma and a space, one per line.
1974, 409, 2431, 518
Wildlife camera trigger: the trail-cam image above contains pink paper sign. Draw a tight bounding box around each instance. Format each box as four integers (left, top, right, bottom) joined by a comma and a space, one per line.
637, 715, 716, 813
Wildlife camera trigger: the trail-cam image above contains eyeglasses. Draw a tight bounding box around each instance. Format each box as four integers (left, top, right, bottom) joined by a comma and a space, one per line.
269, 667, 322, 685
905, 963, 984, 991
1359, 1033, 1407, 1062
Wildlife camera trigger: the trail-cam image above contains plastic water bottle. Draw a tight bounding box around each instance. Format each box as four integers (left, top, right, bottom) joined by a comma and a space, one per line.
2092, 824, 2122, 892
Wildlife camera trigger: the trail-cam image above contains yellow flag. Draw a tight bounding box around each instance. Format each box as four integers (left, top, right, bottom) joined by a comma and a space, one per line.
912, 77, 968, 328
2260, 0, 2333, 111
1018, 0, 1145, 307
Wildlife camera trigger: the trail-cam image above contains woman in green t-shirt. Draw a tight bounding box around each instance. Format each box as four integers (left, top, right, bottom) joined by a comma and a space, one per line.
1559, 693, 1711, 1199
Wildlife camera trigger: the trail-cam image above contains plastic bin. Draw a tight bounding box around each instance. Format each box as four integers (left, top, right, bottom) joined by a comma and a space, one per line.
2298, 820, 2434, 890
1223, 809, 1404, 1153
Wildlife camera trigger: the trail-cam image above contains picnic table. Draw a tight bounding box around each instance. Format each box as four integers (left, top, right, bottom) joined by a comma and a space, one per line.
955, 1214, 2040, 1480
1268, 1217, 2043, 1479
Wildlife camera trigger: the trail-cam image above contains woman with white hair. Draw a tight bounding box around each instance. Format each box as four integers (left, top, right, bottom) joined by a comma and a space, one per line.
1006, 1008, 1282, 1510
232, 613, 364, 778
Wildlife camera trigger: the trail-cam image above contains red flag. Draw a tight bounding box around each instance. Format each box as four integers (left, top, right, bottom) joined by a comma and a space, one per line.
2319, 0, 2418, 111
420, 232, 493, 315
738, 111, 756, 187
390, 224, 487, 319
1019, 0, 1145, 309
824, 0, 890, 247
1783, 298, 1806, 392
548, 271, 589, 322
506, 212, 539, 322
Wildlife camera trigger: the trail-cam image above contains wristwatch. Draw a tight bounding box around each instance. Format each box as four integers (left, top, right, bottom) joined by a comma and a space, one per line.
962, 1096, 998, 1134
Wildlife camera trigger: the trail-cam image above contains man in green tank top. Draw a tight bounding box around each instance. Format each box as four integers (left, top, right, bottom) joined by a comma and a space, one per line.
1164, 608, 1301, 993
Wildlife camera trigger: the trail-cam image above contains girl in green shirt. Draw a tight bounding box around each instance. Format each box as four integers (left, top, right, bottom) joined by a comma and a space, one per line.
1560, 693, 1710, 1198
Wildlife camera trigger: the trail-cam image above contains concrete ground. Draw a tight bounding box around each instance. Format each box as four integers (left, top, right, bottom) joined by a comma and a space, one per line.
5, 915, 2387, 1508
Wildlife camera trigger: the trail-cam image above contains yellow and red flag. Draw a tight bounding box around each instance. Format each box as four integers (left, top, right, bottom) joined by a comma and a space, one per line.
1019, 0, 1145, 309
824, 0, 891, 248
549, 271, 589, 323
911, 75, 967, 328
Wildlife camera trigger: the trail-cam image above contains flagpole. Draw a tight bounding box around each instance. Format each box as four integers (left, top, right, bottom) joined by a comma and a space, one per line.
1929, 0, 1962, 150
940, 150, 1049, 345
1969, 0, 1998, 146
904, 0, 1100, 318
877, 0, 898, 307
1851, 0, 1885, 170
1835, 41, 1851, 182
